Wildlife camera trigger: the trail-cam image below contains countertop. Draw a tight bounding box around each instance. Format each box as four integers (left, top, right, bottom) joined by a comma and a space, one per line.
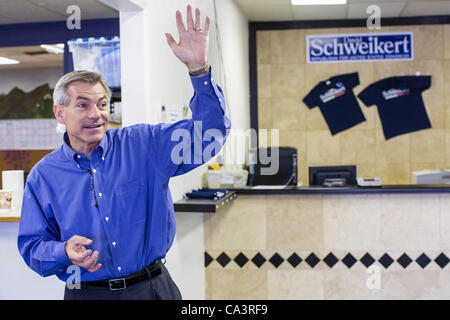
235, 184, 450, 194
173, 184, 450, 213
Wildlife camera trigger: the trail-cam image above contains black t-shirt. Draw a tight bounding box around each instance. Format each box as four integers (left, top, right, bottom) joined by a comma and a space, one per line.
358, 75, 431, 139
303, 72, 366, 135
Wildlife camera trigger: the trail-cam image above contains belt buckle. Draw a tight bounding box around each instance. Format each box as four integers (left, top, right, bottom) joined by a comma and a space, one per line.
108, 278, 126, 291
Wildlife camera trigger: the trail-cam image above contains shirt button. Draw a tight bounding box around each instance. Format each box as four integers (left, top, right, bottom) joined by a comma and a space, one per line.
77, 165, 80, 168
92, 169, 97, 173
77, 155, 81, 159
117, 266, 122, 271
105, 217, 110, 222
98, 193, 103, 197
102, 157, 105, 161
204, 81, 208, 85
112, 241, 116, 247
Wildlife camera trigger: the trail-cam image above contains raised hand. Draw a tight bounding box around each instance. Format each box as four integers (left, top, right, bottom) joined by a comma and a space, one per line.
165, 5, 210, 72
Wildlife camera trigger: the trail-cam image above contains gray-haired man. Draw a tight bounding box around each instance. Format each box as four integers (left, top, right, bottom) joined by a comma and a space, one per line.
18, 5, 230, 300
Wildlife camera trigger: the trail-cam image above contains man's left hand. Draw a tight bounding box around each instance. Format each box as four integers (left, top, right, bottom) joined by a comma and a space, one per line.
165, 5, 210, 72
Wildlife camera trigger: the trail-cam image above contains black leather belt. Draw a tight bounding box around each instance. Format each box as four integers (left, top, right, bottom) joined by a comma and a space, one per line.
83, 260, 162, 291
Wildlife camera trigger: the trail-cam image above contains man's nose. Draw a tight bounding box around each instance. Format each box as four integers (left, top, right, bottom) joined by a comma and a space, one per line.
87, 105, 101, 120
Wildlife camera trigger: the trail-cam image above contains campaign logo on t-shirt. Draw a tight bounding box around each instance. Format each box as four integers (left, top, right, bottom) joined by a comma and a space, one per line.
382, 88, 410, 100
320, 85, 346, 103
358, 75, 432, 139
303, 72, 366, 135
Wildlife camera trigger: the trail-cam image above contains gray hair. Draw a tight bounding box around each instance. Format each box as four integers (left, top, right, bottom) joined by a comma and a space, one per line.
53, 70, 112, 106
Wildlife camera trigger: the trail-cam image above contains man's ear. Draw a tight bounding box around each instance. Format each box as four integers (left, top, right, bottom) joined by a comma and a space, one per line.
53, 104, 65, 124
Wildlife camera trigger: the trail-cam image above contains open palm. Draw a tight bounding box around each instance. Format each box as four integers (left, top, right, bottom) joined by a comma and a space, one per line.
165, 5, 210, 72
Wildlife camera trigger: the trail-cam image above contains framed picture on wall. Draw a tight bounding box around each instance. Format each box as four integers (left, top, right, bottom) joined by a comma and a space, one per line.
0, 190, 12, 214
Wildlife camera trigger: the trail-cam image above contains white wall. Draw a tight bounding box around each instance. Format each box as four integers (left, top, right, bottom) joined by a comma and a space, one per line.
116, 0, 249, 299
0, 223, 64, 299
0, 67, 62, 94
140, 0, 250, 196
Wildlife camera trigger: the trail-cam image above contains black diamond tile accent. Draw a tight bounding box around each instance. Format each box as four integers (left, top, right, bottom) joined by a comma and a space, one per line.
435, 253, 450, 269
305, 253, 320, 268
216, 252, 231, 267
341, 253, 357, 269
234, 252, 249, 268
251, 252, 266, 268
205, 252, 213, 268
360, 252, 375, 268
287, 253, 302, 268
269, 253, 284, 268
213, 251, 448, 270
379, 253, 394, 269
397, 253, 412, 269
323, 252, 339, 268
416, 253, 431, 269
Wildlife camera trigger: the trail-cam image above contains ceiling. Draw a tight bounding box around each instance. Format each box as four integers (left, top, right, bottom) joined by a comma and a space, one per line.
234, 0, 450, 21
0, 0, 118, 24
0, 0, 448, 25
0, 0, 118, 71
0, 45, 63, 70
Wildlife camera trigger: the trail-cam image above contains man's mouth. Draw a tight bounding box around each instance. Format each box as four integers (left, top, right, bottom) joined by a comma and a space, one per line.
84, 124, 103, 129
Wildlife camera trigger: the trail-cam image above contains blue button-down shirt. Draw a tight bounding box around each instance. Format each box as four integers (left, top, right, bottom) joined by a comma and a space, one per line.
17, 71, 230, 282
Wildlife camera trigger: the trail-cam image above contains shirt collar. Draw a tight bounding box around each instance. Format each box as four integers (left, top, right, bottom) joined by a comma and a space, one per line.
62, 131, 109, 163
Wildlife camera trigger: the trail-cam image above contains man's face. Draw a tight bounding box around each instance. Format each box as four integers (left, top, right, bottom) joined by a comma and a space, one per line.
53, 81, 109, 154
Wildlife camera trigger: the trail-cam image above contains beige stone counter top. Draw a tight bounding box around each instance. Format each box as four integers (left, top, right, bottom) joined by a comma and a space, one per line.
235, 184, 450, 194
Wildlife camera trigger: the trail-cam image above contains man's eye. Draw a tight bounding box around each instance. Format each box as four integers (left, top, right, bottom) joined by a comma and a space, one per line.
78, 104, 86, 109
99, 102, 108, 109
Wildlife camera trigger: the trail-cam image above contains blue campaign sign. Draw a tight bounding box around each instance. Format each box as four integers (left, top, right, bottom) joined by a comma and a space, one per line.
306, 32, 413, 63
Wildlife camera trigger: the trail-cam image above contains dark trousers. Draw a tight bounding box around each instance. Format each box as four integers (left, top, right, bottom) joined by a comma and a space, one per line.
64, 264, 182, 300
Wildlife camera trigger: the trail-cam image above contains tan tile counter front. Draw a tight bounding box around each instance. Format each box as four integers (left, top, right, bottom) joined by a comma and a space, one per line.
204, 193, 450, 299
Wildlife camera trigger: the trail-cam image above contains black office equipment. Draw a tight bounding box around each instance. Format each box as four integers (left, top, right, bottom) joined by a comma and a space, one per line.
309, 165, 357, 186
185, 188, 228, 200
250, 147, 297, 186
322, 178, 347, 187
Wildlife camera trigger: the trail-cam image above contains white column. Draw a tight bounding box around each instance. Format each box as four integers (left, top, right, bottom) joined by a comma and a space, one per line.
101, 0, 152, 126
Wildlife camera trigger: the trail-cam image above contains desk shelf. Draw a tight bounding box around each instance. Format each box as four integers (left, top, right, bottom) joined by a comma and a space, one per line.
0, 216, 20, 222
174, 191, 237, 213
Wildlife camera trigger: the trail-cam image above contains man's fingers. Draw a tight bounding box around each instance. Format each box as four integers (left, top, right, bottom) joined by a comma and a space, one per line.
66, 235, 101, 271
194, 7, 201, 30
165, 33, 177, 48
204, 16, 211, 34
176, 10, 186, 34
186, 4, 194, 30
71, 249, 92, 263
88, 263, 102, 273
72, 236, 92, 247
79, 250, 99, 270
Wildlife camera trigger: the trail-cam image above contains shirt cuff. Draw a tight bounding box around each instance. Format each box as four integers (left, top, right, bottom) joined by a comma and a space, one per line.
190, 70, 215, 93
54, 240, 72, 268
189, 67, 226, 116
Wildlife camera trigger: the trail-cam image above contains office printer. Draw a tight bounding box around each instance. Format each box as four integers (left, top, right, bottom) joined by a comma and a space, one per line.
411, 169, 450, 184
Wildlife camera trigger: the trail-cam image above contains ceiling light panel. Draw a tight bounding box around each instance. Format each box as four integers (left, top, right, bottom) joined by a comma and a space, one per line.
0, 56, 19, 65
291, 0, 347, 5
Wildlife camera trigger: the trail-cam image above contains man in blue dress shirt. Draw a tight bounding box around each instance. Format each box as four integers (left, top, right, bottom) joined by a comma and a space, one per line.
17, 5, 230, 300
